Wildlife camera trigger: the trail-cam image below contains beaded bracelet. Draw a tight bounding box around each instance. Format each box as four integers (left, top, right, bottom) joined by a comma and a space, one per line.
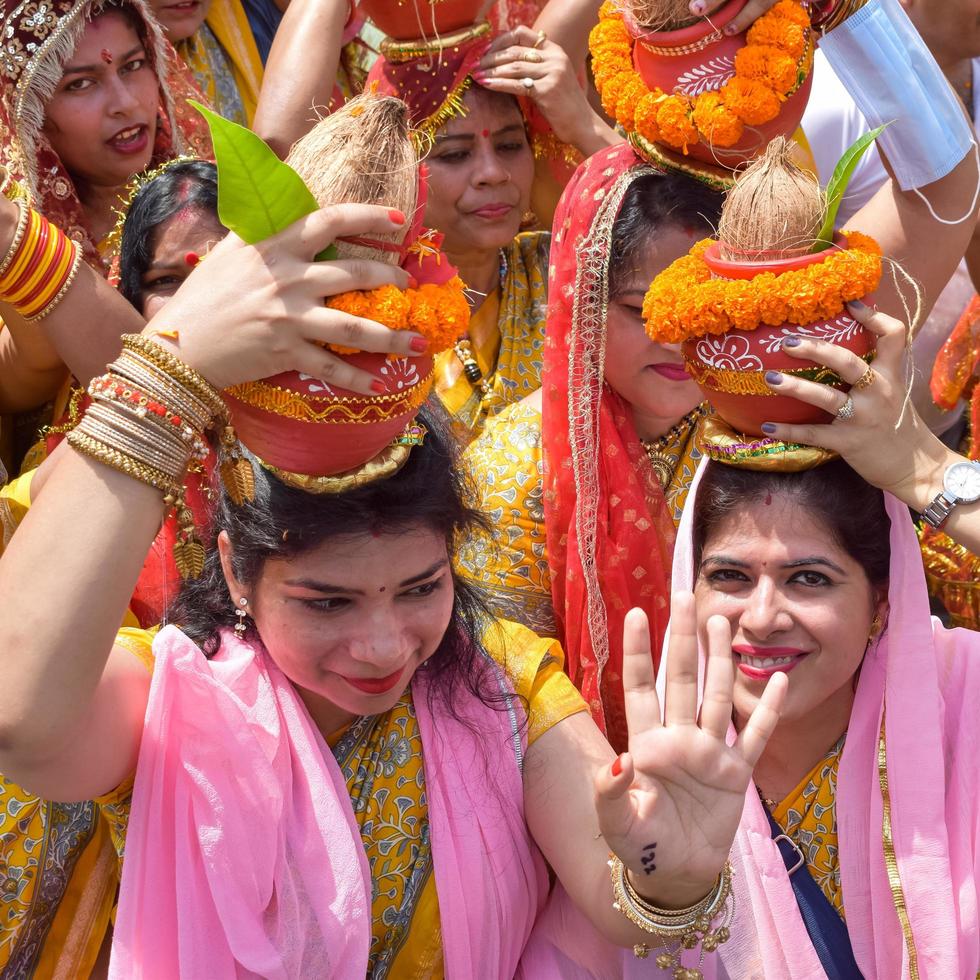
608, 855, 734, 976
0, 205, 82, 321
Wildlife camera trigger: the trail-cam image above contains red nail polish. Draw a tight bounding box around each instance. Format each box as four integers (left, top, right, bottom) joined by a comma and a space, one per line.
410, 336, 429, 353
370, 379, 386, 394
388, 209, 406, 225
611, 754, 624, 777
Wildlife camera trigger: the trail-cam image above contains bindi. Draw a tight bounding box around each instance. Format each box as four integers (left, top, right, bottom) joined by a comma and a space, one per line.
378, 586, 386, 593
764, 491, 772, 506
100, 48, 113, 64
481, 128, 490, 138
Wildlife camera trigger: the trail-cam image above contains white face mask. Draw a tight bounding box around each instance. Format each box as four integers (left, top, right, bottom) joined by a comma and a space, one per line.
820, 0, 976, 192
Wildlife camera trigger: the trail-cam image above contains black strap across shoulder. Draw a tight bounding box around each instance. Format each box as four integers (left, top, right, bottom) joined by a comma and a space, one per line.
763, 806, 864, 980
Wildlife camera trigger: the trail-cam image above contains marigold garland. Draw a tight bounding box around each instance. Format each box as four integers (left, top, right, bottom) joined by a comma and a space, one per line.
643, 231, 882, 343
325, 275, 470, 355
588, 0, 812, 154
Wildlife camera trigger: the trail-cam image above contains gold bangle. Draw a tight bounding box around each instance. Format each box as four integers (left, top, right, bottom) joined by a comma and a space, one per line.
110, 354, 217, 435
379, 21, 491, 62
67, 429, 181, 497
120, 334, 227, 424
608, 855, 734, 970
0, 198, 28, 282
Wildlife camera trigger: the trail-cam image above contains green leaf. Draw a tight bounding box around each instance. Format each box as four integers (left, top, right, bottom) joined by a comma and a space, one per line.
190, 101, 336, 260
813, 124, 889, 251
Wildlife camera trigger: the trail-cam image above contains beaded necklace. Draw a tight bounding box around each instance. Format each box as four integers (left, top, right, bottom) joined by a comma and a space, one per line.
640, 404, 709, 490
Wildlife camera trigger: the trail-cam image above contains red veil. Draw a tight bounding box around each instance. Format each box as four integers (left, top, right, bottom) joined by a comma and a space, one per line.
542, 142, 675, 751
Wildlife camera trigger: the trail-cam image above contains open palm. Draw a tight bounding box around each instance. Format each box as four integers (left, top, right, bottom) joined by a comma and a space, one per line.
595, 592, 786, 904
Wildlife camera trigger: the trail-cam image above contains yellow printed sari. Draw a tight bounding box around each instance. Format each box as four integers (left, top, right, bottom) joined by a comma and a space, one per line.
434, 231, 549, 445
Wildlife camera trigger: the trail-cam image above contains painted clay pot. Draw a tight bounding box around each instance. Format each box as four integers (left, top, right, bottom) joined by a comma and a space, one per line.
224, 351, 434, 477
360, 0, 492, 40
682, 241, 874, 437
633, 0, 813, 168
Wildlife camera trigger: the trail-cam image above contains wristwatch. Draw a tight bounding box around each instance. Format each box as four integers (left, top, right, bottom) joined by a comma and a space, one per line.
921, 460, 980, 529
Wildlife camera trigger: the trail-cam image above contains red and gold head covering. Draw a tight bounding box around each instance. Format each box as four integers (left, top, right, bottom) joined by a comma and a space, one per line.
0, 0, 211, 270
542, 142, 676, 751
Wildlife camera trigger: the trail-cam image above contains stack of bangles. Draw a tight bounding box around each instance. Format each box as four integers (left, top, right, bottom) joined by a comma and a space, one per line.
0, 199, 83, 321
608, 854, 734, 977
806, 0, 871, 34
67, 334, 229, 579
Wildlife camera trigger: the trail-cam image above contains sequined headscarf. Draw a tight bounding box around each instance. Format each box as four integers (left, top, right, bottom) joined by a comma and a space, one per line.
0, 0, 211, 270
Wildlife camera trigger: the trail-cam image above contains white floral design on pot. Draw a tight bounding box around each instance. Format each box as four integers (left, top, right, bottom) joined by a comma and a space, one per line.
675, 56, 735, 97
759, 315, 862, 354
694, 334, 764, 371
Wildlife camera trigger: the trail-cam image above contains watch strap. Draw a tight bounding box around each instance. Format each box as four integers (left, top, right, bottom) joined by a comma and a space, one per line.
922, 490, 956, 529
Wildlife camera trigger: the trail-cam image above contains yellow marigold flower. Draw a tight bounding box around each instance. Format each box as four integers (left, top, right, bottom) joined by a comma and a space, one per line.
721, 76, 781, 126
601, 72, 630, 120
747, 17, 807, 60
691, 92, 744, 148
771, 0, 811, 28
734, 46, 797, 95
616, 75, 648, 129
635, 92, 664, 143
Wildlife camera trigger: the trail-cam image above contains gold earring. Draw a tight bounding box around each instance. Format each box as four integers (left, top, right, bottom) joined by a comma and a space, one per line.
234, 597, 249, 638
520, 209, 539, 229
868, 612, 883, 643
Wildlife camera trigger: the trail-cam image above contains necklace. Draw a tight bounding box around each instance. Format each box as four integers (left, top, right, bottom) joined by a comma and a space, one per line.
452, 249, 508, 407
640, 404, 709, 489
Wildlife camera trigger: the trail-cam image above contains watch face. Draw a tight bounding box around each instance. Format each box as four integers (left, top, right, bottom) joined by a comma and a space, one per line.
944, 461, 980, 503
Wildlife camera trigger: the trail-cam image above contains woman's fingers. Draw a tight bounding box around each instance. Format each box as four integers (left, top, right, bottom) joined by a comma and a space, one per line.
733, 672, 787, 767
268, 204, 408, 262
697, 615, 735, 740
764, 368, 853, 416
770, 336, 871, 386
594, 751, 636, 842
662, 592, 700, 727
288, 341, 386, 396
307, 257, 411, 297
714, 0, 780, 34
622, 607, 664, 739
302, 309, 428, 360
845, 300, 909, 368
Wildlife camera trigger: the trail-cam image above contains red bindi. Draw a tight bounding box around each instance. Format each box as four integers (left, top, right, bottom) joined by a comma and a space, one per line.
100, 48, 113, 64
764, 491, 772, 506
481, 128, 490, 138
184, 251, 200, 267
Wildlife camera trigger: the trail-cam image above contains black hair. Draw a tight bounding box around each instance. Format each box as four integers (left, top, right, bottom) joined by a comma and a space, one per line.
609, 171, 724, 298
168, 409, 505, 717
118, 160, 219, 310
692, 458, 891, 591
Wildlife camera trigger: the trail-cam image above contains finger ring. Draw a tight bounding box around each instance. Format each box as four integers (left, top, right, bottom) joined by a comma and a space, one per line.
533, 29, 547, 49
521, 76, 534, 91
524, 49, 542, 63
835, 395, 856, 422
851, 365, 875, 391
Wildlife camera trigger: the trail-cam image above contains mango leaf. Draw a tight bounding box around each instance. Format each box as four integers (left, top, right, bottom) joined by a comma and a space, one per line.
191, 101, 336, 260
813, 124, 889, 251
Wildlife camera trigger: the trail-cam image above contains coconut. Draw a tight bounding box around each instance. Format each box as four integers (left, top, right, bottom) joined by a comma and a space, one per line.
620, 0, 699, 30
717, 137, 826, 261
285, 92, 418, 265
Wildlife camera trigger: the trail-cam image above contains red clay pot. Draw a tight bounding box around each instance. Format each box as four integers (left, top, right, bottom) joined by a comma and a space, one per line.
682, 241, 875, 437
359, 0, 492, 40
224, 351, 433, 477
632, 0, 813, 168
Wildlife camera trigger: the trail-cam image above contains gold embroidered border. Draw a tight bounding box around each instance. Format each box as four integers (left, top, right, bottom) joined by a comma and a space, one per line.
685, 353, 872, 397
225, 371, 434, 425
638, 28, 723, 57
628, 132, 736, 189
877, 710, 920, 979
258, 440, 412, 494
380, 21, 491, 62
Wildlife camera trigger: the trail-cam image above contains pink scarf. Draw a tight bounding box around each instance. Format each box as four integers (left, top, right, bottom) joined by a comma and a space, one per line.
109, 627, 551, 977
647, 460, 980, 979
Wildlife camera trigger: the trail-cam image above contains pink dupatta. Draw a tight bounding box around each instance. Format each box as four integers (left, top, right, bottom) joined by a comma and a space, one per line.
647, 460, 980, 979
109, 626, 552, 977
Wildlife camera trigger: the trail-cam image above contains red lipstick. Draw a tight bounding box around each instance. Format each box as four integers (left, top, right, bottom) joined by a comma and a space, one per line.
341, 667, 406, 695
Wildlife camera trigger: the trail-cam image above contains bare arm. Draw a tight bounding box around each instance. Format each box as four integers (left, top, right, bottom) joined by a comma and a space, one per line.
0, 324, 67, 413
253, 0, 350, 158
0, 205, 422, 802
533, 0, 601, 70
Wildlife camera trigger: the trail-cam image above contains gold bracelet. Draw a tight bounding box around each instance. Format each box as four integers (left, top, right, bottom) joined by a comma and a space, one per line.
120, 334, 227, 424
0, 198, 28, 281
609, 855, 734, 971
84, 405, 192, 476
67, 429, 181, 497
112, 352, 217, 435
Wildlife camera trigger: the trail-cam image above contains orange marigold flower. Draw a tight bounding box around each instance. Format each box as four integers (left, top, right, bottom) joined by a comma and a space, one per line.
634, 91, 664, 143
616, 75, 648, 129
721, 76, 781, 126
770, 0, 811, 27
600, 71, 630, 120
746, 17, 807, 60
734, 45, 797, 95
657, 97, 699, 153
691, 92, 744, 148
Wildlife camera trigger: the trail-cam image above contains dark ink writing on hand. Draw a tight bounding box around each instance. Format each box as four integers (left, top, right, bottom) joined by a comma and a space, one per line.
641, 842, 657, 875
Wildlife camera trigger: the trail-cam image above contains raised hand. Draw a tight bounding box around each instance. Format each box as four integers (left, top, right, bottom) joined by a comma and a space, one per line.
595, 593, 786, 906
146, 204, 425, 394
690, 0, 785, 36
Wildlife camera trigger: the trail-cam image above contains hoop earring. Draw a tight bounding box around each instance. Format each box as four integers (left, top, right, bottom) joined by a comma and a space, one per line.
234, 597, 250, 638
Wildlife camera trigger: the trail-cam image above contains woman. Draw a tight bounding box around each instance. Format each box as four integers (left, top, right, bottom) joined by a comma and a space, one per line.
149, 0, 263, 125
0, 167, 432, 977
257, 3, 618, 442
460, 3, 980, 748
587, 362, 980, 973
0, 200, 783, 974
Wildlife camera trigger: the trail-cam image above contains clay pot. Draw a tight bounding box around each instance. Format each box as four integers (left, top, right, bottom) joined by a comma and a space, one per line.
682, 241, 874, 437
360, 0, 492, 40
633, 0, 813, 168
224, 351, 434, 477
